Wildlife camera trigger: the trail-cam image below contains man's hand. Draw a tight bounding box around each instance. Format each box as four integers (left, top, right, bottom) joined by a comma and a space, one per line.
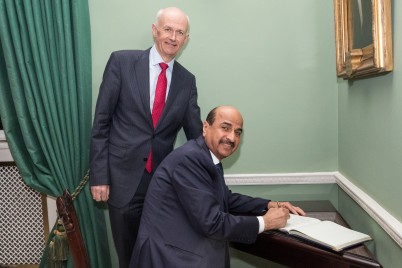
262, 208, 290, 231
262, 201, 306, 231
91, 185, 110, 202
268, 201, 306, 216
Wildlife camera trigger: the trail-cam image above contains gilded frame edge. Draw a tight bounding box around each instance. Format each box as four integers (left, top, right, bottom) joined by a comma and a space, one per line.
334, 0, 393, 79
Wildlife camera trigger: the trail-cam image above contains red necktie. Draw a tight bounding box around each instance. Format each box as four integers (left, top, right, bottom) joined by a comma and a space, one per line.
145, 63, 168, 173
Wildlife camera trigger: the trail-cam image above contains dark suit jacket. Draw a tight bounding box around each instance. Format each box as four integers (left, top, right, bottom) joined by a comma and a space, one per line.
130, 136, 269, 268
89, 49, 202, 207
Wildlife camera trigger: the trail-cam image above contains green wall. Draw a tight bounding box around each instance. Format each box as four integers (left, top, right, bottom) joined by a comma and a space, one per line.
89, 0, 402, 267
338, 0, 402, 226
89, 0, 338, 174
336, 0, 402, 266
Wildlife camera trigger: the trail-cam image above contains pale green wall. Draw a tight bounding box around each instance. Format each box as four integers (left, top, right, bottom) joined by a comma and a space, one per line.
337, 0, 402, 266
338, 0, 402, 225
88, 0, 402, 267
89, 0, 338, 175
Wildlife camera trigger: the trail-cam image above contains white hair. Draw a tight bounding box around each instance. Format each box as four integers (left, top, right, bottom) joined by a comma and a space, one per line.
155, 7, 190, 33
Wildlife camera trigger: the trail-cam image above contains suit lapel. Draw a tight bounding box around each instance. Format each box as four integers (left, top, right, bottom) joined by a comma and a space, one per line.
216, 163, 228, 211
197, 137, 229, 212
134, 49, 153, 129
156, 60, 183, 130
165, 61, 183, 107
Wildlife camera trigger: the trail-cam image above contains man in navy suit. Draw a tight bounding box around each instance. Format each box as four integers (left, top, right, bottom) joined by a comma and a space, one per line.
89, 7, 202, 268
130, 106, 305, 268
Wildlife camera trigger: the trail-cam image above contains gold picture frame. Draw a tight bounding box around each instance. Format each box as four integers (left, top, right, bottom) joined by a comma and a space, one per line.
334, 0, 393, 79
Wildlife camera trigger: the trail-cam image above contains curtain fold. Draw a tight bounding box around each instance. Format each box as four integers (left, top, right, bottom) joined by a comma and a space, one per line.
0, 0, 111, 267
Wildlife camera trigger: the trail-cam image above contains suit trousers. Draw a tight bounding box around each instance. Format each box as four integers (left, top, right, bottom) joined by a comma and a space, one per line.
108, 170, 153, 268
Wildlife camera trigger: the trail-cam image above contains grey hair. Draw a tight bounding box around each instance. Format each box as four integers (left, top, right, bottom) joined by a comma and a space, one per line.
155, 8, 190, 33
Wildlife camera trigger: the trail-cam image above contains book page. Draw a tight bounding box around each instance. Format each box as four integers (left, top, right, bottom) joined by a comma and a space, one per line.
279, 214, 321, 233
289, 221, 372, 251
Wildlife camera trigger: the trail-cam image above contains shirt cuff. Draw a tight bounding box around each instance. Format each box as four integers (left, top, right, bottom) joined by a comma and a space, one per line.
257, 216, 264, 234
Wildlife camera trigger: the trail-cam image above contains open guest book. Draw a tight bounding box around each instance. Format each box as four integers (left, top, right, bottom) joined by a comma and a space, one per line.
278, 214, 372, 252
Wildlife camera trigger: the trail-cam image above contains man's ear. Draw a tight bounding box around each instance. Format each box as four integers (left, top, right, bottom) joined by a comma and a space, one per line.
151, 24, 158, 37
202, 121, 208, 136
184, 35, 189, 44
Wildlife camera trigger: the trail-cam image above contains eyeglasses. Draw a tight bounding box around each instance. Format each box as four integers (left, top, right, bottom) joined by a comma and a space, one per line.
157, 26, 188, 39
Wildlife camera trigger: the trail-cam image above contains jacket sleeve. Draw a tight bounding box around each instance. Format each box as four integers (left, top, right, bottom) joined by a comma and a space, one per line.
181, 76, 202, 140
89, 52, 122, 186
171, 157, 260, 244
227, 191, 269, 216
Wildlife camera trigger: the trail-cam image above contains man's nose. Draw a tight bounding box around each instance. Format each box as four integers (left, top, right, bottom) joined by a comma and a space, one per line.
169, 31, 177, 40
226, 131, 236, 141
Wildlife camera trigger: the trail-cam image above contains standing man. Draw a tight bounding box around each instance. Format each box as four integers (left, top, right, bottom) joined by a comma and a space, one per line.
90, 7, 202, 268
130, 106, 305, 268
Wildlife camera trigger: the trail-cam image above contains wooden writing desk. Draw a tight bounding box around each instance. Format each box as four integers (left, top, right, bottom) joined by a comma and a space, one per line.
231, 201, 382, 268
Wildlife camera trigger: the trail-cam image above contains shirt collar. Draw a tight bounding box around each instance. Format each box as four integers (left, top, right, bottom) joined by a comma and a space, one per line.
209, 151, 220, 165
150, 45, 174, 70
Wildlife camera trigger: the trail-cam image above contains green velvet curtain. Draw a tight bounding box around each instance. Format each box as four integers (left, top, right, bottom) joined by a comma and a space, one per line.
0, 0, 111, 267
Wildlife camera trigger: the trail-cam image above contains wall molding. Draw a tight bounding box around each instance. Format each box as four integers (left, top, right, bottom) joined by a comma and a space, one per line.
225, 171, 402, 249
334, 172, 402, 249
0, 130, 5, 140
225, 172, 337, 185
0, 141, 13, 162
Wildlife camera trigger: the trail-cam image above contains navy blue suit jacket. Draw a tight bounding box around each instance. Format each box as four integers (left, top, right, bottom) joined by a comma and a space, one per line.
90, 49, 202, 207
130, 136, 269, 268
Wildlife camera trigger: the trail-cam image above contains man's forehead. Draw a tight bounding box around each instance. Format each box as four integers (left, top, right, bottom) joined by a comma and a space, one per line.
159, 12, 188, 26
162, 22, 187, 30
213, 120, 243, 135
216, 112, 243, 126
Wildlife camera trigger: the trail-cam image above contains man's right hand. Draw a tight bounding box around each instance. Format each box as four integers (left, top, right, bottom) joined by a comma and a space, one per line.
262, 208, 290, 231
91, 185, 110, 202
